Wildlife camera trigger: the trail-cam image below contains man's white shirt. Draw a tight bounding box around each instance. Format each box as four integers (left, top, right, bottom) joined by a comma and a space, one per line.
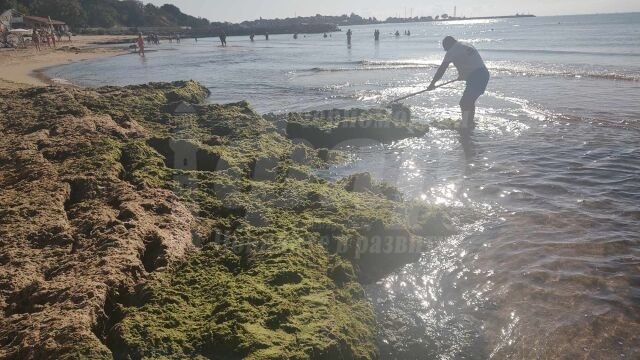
443, 42, 486, 80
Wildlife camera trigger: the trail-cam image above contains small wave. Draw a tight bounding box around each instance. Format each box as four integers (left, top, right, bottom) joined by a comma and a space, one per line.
458, 38, 503, 44
487, 63, 640, 82
483, 48, 640, 57
306, 60, 440, 73
306, 62, 639, 82
307, 64, 439, 73
305, 57, 639, 82
578, 72, 640, 81
360, 59, 440, 66
49, 78, 73, 85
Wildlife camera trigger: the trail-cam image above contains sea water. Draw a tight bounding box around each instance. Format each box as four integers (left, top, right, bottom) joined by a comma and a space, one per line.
47, 13, 640, 359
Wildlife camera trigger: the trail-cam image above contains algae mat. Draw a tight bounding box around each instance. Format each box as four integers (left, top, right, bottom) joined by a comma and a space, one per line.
0, 81, 450, 359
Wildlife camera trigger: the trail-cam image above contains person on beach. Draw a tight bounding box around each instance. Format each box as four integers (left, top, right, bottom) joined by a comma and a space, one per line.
427, 36, 490, 133
346, 29, 352, 45
41, 31, 49, 48
265, 32, 269, 40
137, 33, 145, 56
32, 29, 40, 51
374, 29, 380, 41
250, 33, 255, 41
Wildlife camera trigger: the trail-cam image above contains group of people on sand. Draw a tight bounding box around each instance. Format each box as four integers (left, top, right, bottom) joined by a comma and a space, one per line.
31, 28, 71, 51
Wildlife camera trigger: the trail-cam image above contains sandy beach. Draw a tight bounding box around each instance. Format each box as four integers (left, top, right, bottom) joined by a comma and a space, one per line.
0, 35, 132, 90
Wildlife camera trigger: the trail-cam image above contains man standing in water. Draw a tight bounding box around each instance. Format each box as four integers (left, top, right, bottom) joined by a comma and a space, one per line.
136, 33, 145, 56
219, 31, 227, 47
427, 36, 490, 132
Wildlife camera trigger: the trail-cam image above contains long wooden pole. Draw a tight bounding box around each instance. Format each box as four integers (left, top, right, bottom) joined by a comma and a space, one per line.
389, 79, 459, 103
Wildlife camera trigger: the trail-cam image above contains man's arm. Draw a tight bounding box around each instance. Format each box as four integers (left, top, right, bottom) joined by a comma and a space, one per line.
427, 61, 450, 90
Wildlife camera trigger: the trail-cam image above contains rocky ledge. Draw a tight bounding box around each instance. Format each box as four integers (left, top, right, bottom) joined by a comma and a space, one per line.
0, 81, 451, 359
264, 104, 427, 149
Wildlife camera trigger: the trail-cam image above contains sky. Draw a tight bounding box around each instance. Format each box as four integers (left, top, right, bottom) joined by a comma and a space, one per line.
146, 0, 640, 22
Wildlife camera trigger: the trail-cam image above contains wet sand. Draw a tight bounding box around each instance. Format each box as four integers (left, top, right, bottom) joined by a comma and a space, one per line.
0, 35, 132, 89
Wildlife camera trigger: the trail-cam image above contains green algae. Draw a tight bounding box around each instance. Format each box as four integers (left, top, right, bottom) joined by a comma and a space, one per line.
265, 107, 428, 149
117, 238, 376, 359
120, 140, 174, 189
98, 84, 443, 359
1, 81, 453, 359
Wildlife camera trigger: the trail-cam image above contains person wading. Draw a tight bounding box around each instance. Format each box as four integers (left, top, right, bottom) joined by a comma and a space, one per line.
427, 36, 490, 133
219, 31, 227, 47
137, 32, 145, 56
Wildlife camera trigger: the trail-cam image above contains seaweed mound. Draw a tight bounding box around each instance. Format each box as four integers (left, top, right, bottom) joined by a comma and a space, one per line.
0, 81, 449, 359
265, 106, 428, 149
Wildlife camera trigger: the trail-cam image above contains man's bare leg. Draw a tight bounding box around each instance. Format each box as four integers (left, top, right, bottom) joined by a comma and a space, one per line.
460, 102, 476, 132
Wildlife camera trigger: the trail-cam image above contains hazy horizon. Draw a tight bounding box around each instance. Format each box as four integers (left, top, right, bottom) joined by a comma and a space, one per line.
146, 0, 640, 23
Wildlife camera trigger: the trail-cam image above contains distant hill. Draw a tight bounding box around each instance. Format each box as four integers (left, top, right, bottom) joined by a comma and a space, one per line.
0, 0, 210, 30
0, 0, 345, 35
0, 1, 536, 33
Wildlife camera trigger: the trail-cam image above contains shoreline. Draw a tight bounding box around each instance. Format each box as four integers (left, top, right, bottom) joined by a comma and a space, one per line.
0, 35, 132, 90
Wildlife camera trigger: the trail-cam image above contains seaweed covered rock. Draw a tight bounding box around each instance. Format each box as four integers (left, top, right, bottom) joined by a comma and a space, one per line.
340, 172, 403, 201
0, 82, 199, 360
0, 81, 451, 359
430, 117, 462, 131
265, 107, 428, 148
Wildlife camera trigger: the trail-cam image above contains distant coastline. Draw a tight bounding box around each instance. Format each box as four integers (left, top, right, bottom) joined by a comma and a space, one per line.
381, 14, 535, 25
79, 13, 536, 39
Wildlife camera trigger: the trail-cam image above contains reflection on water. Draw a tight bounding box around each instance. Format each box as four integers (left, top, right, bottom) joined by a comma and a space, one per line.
329, 102, 640, 358
310, 65, 639, 358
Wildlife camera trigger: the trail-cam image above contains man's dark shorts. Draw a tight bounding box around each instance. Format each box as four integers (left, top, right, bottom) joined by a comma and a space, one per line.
461, 67, 490, 109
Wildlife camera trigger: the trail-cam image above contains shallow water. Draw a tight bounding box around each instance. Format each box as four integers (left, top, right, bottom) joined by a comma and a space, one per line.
47, 13, 640, 358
